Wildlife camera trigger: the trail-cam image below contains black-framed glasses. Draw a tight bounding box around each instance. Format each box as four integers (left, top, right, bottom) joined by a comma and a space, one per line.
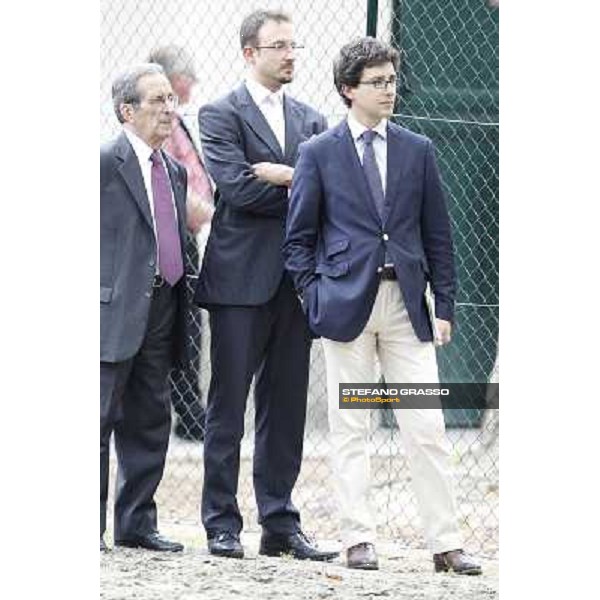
358, 77, 397, 90
254, 41, 304, 51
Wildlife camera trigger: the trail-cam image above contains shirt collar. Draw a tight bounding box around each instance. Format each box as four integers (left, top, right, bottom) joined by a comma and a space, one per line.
245, 76, 284, 108
347, 112, 388, 143
123, 127, 155, 165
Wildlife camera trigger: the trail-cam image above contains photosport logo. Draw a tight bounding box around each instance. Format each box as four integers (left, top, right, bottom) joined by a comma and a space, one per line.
339, 383, 499, 410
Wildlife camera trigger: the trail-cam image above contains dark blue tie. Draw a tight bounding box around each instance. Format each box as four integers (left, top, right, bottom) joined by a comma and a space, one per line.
360, 129, 385, 221
361, 129, 393, 265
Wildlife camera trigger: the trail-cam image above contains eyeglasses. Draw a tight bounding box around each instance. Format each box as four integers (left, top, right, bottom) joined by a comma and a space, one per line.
254, 41, 304, 52
358, 77, 397, 90
144, 94, 179, 109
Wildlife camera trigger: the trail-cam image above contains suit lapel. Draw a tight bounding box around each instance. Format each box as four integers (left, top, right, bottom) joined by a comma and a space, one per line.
163, 152, 187, 243
335, 121, 381, 224
235, 84, 283, 161
115, 133, 153, 230
283, 96, 302, 165
384, 124, 412, 224
115, 133, 186, 240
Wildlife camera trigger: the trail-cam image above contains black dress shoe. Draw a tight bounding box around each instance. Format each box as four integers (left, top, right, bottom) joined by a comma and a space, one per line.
259, 531, 339, 562
207, 532, 244, 558
115, 531, 184, 552
100, 536, 109, 552
433, 549, 482, 575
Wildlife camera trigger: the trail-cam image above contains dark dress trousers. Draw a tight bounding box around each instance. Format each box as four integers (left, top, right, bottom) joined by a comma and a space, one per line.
195, 83, 327, 536
100, 132, 188, 541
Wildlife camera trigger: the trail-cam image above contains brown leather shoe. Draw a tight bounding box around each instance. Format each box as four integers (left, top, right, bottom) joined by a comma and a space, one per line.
347, 542, 379, 570
433, 549, 481, 575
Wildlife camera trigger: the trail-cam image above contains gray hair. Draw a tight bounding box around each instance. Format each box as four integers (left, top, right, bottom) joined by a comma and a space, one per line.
111, 62, 165, 123
147, 45, 197, 81
239, 9, 291, 49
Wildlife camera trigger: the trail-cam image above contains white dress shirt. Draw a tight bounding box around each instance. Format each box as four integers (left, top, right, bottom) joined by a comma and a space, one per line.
346, 112, 388, 195
245, 76, 286, 152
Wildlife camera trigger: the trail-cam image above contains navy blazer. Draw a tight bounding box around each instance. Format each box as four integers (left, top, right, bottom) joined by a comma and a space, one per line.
100, 132, 189, 364
194, 83, 327, 307
283, 119, 456, 343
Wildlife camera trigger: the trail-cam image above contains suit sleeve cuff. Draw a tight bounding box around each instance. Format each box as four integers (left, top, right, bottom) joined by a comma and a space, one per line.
434, 299, 454, 323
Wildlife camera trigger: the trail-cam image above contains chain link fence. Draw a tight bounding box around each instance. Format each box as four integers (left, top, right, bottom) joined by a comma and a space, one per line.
101, 0, 499, 557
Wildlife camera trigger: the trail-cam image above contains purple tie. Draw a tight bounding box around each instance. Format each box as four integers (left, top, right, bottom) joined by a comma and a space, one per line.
150, 150, 184, 286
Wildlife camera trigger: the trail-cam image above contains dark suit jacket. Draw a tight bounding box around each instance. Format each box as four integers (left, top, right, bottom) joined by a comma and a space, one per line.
100, 132, 189, 365
283, 119, 456, 343
194, 83, 327, 307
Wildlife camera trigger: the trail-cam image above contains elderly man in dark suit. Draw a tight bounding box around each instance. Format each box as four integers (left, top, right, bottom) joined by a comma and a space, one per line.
100, 63, 192, 552
195, 9, 336, 561
284, 38, 481, 575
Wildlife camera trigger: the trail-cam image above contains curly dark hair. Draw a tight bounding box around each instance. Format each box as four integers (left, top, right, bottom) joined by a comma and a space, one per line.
333, 37, 400, 107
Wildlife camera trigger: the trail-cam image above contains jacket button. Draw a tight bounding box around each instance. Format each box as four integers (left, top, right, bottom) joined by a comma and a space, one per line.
382, 233, 389, 241
145, 291, 152, 298
149, 259, 155, 267
377, 266, 383, 273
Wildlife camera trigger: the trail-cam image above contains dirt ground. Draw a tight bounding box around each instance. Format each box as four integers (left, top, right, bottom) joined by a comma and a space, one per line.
100, 530, 498, 600
101, 415, 499, 599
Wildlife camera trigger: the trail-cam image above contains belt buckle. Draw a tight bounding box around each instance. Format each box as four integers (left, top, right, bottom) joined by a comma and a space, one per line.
381, 266, 396, 281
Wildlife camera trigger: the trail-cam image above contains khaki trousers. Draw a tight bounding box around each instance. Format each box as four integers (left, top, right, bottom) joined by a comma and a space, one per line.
322, 281, 463, 553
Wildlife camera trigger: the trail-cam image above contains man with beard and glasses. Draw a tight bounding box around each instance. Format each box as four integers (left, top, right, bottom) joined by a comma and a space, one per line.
194, 9, 336, 562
